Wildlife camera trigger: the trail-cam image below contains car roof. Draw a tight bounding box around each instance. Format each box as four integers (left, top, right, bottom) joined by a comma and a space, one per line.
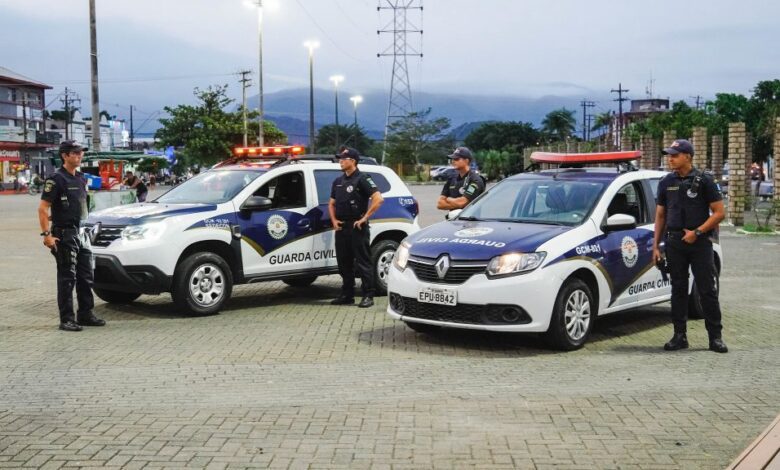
507, 167, 666, 183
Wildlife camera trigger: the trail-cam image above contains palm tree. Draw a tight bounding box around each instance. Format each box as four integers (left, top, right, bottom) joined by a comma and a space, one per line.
541, 108, 576, 141
590, 111, 613, 135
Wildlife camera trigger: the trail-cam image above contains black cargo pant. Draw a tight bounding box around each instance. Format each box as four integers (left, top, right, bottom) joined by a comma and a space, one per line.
666, 231, 722, 339
52, 228, 95, 323
335, 220, 374, 298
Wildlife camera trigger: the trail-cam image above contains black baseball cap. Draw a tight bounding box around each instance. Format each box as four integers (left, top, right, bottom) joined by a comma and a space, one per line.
662, 139, 694, 156
448, 146, 473, 160
59, 140, 84, 155
337, 147, 360, 160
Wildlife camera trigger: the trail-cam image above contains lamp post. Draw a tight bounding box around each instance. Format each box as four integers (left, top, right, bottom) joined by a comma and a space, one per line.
304, 40, 319, 153
349, 95, 363, 145
329, 75, 344, 149
244, 0, 265, 145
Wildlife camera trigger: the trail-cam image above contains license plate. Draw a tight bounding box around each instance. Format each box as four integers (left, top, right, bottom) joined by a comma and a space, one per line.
417, 287, 457, 306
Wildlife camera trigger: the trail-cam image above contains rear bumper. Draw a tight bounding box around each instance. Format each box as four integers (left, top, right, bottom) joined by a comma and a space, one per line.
94, 254, 172, 295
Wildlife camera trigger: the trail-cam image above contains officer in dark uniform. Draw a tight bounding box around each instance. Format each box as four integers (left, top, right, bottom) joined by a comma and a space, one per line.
329, 147, 384, 308
652, 139, 726, 353
38, 140, 106, 332
123, 171, 148, 202
436, 146, 485, 214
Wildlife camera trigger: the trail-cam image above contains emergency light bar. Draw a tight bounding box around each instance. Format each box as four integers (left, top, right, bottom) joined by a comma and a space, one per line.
530, 150, 642, 164
233, 145, 304, 157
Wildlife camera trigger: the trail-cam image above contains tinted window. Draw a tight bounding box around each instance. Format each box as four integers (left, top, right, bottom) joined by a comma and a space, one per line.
647, 178, 661, 199
253, 171, 306, 209
607, 182, 648, 224
314, 170, 391, 205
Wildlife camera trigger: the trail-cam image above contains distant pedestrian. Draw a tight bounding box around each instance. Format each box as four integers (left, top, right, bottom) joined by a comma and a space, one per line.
652, 139, 727, 353
123, 171, 148, 202
38, 140, 105, 332
436, 147, 485, 216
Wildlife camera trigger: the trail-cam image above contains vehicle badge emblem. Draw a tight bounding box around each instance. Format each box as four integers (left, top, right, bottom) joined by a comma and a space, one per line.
435, 255, 450, 279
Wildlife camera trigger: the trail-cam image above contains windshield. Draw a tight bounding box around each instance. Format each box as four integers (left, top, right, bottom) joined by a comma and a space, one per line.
459, 178, 606, 226
155, 170, 262, 204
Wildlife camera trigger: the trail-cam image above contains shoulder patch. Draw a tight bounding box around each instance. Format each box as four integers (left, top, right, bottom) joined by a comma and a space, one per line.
365, 175, 377, 188
464, 183, 478, 195
44, 179, 55, 193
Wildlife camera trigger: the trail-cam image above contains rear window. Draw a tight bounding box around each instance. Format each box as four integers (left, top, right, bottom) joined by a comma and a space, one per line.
314, 170, 391, 205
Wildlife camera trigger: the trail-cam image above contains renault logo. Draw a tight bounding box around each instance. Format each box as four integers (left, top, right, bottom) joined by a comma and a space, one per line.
434, 255, 450, 279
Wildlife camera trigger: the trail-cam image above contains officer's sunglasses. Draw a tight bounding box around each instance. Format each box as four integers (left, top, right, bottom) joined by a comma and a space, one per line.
68, 150, 84, 156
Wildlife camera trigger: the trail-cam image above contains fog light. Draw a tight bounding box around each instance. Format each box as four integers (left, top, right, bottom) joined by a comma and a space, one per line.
500, 307, 521, 323
389, 293, 405, 314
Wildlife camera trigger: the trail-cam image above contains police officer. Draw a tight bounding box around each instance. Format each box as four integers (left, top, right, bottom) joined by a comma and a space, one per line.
329, 147, 384, 308
436, 146, 485, 214
652, 139, 726, 353
38, 141, 105, 332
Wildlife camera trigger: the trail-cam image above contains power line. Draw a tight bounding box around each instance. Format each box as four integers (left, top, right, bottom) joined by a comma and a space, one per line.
690, 95, 703, 110
611, 83, 629, 149
580, 100, 595, 141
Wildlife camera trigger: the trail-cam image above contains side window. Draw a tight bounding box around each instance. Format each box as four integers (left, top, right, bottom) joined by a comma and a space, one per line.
362, 172, 391, 193
647, 178, 661, 200
254, 171, 306, 209
314, 170, 342, 205
607, 182, 648, 224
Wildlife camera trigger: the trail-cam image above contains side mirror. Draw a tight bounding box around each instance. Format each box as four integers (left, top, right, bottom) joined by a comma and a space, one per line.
602, 213, 636, 232
240, 195, 273, 212
446, 209, 463, 220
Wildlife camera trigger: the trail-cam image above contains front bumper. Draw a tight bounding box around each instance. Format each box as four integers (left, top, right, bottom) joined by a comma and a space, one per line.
386, 263, 559, 332
94, 254, 172, 295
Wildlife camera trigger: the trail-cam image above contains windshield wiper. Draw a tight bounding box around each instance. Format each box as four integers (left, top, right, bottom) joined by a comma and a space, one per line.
457, 216, 481, 221
488, 218, 568, 226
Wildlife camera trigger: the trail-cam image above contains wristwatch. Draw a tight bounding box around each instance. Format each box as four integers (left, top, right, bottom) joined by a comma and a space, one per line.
694, 229, 703, 237
40, 231, 51, 237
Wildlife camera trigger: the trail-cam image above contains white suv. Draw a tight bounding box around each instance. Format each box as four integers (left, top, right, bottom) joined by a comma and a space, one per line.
86, 150, 420, 315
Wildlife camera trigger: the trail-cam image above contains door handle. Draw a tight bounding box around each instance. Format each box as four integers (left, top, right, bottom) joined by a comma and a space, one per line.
297, 218, 311, 230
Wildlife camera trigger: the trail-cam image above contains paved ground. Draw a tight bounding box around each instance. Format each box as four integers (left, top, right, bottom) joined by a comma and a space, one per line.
1, 187, 778, 469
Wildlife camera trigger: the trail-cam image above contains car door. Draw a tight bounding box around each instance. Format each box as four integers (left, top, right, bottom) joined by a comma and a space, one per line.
596, 181, 656, 309
311, 169, 342, 269
237, 170, 315, 276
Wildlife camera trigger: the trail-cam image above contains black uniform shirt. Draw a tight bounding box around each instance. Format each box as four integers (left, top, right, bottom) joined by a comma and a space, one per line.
656, 168, 722, 230
330, 169, 379, 219
127, 175, 147, 193
41, 167, 89, 228
441, 170, 485, 202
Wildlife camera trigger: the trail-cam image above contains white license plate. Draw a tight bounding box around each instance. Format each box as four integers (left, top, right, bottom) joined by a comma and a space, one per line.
417, 287, 457, 306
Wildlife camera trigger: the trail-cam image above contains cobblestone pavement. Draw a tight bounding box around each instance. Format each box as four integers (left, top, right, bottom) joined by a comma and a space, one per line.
1, 188, 778, 469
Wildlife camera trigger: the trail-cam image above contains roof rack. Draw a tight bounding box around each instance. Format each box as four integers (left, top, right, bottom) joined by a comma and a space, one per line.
527, 150, 642, 173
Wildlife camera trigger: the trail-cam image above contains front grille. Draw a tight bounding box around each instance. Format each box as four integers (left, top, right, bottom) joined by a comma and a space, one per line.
86, 224, 125, 247
408, 257, 487, 284
392, 294, 531, 325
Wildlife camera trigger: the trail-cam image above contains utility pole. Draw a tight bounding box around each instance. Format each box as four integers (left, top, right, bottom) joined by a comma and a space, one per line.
59, 88, 80, 141
580, 100, 595, 141
586, 115, 594, 142
88, 0, 101, 152
690, 95, 703, 110
129, 105, 134, 149
611, 83, 629, 149
238, 70, 252, 146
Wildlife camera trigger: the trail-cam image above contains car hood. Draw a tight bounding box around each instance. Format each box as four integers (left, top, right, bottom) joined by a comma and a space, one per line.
405, 220, 572, 261
87, 202, 218, 225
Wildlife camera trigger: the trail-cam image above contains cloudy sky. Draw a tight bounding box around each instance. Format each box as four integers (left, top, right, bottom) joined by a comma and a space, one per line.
2, 0, 778, 124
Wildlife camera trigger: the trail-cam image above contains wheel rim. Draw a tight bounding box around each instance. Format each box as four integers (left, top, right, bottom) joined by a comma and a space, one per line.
376, 249, 395, 286
564, 289, 591, 341
188, 263, 225, 307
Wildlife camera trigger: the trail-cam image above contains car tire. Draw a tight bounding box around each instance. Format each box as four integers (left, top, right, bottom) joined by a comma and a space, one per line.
283, 276, 318, 287
404, 321, 441, 335
93, 287, 141, 304
688, 270, 719, 320
546, 278, 595, 351
371, 239, 398, 296
172, 252, 233, 316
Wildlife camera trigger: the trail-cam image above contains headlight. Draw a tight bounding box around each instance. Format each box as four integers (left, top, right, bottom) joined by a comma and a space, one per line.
121, 221, 166, 241
394, 241, 411, 270
486, 252, 546, 277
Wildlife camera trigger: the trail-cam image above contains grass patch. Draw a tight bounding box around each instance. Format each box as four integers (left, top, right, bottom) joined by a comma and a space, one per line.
742, 223, 775, 233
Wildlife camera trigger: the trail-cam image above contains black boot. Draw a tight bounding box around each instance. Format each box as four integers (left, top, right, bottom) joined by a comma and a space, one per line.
330, 295, 355, 305
59, 321, 83, 332
664, 332, 689, 351
78, 312, 106, 327
709, 338, 728, 353
357, 297, 374, 308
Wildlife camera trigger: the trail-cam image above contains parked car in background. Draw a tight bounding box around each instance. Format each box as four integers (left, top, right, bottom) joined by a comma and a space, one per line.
432, 167, 457, 181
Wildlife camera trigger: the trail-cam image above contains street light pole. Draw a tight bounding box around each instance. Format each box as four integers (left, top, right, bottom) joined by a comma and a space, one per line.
304, 40, 319, 153
256, 0, 264, 146
329, 75, 344, 148
349, 95, 362, 145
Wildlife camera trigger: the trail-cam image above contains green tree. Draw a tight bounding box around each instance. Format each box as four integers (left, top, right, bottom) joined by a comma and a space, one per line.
464, 121, 540, 155
748, 79, 780, 161
156, 85, 286, 166
49, 108, 79, 121
136, 157, 169, 174
476, 149, 512, 180
314, 124, 374, 155
384, 108, 453, 169
590, 112, 613, 135
541, 108, 576, 141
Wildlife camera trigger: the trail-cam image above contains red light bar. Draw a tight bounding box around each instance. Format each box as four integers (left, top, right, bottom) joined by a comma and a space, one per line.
232, 145, 307, 158
530, 151, 642, 164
